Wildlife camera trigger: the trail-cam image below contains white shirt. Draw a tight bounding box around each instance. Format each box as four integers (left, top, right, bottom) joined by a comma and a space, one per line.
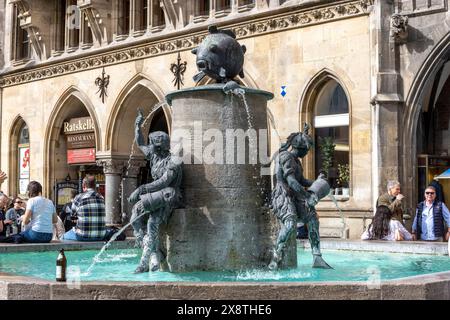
361, 220, 412, 241
26, 196, 55, 234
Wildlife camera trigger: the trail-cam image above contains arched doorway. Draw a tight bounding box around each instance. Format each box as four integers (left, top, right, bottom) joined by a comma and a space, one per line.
107, 76, 170, 223
44, 88, 101, 211
415, 59, 450, 204
402, 33, 450, 209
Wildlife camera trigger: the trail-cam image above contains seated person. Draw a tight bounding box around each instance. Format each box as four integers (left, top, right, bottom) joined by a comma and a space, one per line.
20, 181, 57, 243
0, 192, 13, 238
59, 189, 78, 232
5, 197, 25, 233
362, 205, 412, 241
62, 175, 106, 242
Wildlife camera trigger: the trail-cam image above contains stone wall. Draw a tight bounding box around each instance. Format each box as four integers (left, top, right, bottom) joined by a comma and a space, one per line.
0, 12, 373, 238
0, 0, 4, 69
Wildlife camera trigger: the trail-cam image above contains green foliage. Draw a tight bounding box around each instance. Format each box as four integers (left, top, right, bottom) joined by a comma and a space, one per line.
319, 136, 335, 176
337, 163, 350, 188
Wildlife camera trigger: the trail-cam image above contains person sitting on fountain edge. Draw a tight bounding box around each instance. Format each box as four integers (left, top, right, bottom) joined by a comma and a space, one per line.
62, 175, 107, 242
361, 205, 412, 241
128, 108, 182, 273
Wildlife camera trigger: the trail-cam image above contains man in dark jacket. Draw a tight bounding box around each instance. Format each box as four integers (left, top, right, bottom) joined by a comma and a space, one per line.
412, 186, 450, 242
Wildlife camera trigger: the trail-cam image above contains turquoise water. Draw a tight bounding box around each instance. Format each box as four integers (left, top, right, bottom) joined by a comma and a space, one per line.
0, 248, 449, 282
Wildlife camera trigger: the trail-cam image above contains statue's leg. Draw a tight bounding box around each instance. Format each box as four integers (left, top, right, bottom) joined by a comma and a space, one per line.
306, 213, 332, 269
134, 212, 163, 273
130, 200, 147, 248
269, 217, 296, 270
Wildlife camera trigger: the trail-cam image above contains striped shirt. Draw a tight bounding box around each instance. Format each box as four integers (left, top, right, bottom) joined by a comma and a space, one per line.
71, 189, 106, 239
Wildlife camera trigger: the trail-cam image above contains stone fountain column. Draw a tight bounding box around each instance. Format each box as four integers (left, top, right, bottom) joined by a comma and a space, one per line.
96, 159, 124, 226
162, 84, 283, 272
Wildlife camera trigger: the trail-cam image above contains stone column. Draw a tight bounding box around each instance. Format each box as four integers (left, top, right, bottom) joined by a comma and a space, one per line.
97, 159, 124, 226
121, 158, 147, 224
369, 1, 404, 205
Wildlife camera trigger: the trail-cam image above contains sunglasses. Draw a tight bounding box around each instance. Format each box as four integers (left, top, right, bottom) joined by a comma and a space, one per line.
15, 201, 23, 204
425, 192, 435, 195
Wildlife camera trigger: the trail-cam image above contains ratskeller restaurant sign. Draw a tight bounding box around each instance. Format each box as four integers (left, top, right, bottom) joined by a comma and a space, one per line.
63, 117, 96, 164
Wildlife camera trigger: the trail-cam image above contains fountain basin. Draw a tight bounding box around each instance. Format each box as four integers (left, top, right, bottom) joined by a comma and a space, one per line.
0, 240, 449, 299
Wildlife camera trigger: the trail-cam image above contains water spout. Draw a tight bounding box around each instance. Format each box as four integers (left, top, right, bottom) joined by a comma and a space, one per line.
327, 194, 348, 239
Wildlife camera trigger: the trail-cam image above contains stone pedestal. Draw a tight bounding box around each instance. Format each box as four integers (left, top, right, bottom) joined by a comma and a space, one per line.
162, 84, 290, 271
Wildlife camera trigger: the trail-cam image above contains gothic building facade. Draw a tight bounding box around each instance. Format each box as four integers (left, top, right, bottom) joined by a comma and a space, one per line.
0, 0, 449, 238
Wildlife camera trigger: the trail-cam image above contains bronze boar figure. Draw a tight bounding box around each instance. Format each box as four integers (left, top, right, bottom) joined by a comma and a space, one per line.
191, 25, 246, 83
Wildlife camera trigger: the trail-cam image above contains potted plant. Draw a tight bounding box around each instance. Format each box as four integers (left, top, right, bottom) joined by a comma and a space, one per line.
318, 137, 336, 194
318, 136, 335, 177
337, 163, 350, 196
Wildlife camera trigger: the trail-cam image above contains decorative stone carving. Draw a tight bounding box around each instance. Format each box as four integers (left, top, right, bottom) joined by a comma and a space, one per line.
390, 14, 409, 44
0, 0, 375, 88
96, 159, 124, 175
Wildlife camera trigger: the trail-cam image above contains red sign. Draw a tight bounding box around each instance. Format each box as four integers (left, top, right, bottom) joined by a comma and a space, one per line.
67, 148, 96, 164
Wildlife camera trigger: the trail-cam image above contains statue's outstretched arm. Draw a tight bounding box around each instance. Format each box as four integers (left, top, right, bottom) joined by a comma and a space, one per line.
135, 109, 152, 157
299, 176, 314, 188
286, 175, 310, 199
280, 155, 310, 199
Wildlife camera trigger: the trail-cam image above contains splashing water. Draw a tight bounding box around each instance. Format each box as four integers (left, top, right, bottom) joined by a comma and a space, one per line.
234, 88, 253, 129
327, 194, 348, 239
83, 210, 148, 276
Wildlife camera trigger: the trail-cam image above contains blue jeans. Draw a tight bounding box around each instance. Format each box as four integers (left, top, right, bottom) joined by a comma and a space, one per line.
21, 229, 53, 243
62, 228, 104, 242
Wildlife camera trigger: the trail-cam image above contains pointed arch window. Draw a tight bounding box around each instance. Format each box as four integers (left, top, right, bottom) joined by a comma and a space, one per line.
18, 123, 30, 196
313, 80, 350, 190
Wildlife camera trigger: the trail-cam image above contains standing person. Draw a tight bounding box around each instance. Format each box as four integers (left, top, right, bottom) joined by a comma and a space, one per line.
62, 174, 106, 242
59, 189, 78, 232
376, 180, 405, 222
412, 186, 450, 242
20, 181, 57, 243
5, 197, 25, 233
361, 205, 412, 241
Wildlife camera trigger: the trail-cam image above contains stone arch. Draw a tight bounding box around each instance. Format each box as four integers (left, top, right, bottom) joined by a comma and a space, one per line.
402, 31, 450, 208
105, 73, 171, 153
43, 86, 101, 197
298, 68, 353, 179
7, 115, 28, 196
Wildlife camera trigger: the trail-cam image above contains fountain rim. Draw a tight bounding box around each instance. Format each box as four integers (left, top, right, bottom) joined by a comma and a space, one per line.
165, 83, 274, 106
